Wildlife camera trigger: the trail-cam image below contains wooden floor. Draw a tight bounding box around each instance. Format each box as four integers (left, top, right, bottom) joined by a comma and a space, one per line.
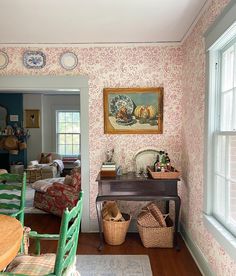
25, 214, 202, 276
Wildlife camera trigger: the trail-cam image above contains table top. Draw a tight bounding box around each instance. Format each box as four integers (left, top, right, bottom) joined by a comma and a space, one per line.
96, 171, 180, 182
0, 215, 23, 271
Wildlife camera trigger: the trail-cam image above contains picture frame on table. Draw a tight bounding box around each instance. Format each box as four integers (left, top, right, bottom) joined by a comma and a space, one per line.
25, 109, 40, 128
103, 87, 163, 134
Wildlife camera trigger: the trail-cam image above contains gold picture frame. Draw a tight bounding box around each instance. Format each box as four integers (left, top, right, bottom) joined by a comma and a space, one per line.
25, 109, 40, 128
103, 87, 163, 134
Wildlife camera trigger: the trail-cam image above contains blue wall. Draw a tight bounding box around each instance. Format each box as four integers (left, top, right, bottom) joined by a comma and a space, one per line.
0, 93, 26, 166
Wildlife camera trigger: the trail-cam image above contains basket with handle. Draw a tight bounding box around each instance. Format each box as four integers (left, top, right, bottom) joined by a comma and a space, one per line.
137, 216, 174, 248
103, 213, 131, 245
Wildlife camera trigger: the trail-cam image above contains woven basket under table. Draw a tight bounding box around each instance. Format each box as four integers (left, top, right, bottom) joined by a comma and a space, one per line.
137, 217, 174, 248
103, 213, 131, 246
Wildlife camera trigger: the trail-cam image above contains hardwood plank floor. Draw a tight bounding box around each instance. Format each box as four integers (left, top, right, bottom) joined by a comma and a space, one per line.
25, 214, 202, 276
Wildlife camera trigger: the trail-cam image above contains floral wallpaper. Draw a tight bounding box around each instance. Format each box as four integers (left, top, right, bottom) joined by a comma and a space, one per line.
0, 45, 183, 219
182, 0, 236, 275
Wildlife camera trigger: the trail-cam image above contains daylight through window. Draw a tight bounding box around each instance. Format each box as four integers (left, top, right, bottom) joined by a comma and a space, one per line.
56, 111, 80, 157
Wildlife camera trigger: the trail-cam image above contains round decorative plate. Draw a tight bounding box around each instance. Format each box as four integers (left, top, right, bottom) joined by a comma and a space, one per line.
60, 52, 78, 70
0, 51, 9, 69
109, 95, 134, 116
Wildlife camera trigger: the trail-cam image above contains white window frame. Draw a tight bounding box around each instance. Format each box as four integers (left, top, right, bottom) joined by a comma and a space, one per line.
204, 0, 236, 259
56, 110, 80, 157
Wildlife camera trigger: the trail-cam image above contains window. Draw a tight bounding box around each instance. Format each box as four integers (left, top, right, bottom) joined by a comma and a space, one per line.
204, 1, 236, 256
213, 38, 236, 236
56, 111, 80, 156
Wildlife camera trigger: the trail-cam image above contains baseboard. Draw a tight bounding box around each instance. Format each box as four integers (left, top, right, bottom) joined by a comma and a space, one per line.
180, 224, 214, 276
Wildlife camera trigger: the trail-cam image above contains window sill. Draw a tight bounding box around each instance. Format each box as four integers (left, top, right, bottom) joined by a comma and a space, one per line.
203, 214, 236, 260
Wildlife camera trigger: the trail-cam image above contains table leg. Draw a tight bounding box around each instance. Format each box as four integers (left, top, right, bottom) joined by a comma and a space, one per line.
96, 199, 104, 251
165, 200, 169, 214
174, 196, 181, 251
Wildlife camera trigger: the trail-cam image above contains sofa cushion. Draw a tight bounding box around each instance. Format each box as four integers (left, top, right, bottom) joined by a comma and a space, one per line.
31, 177, 64, 193
39, 153, 52, 164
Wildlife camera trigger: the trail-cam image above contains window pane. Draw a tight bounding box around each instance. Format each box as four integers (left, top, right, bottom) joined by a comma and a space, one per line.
58, 145, 65, 155
65, 134, 73, 144
72, 122, 80, 133
234, 91, 236, 131
222, 45, 234, 92
65, 113, 73, 122
58, 134, 65, 144
65, 123, 73, 132
65, 145, 73, 155
229, 180, 236, 225
58, 112, 66, 122
229, 136, 236, 181
213, 175, 226, 219
73, 144, 80, 154
221, 91, 233, 131
58, 122, 66, 133
73, 134, 80, 144
73, 112, 80, 122
216, 135, 227, 176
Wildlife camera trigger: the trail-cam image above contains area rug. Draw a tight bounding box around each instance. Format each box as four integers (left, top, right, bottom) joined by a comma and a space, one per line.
76, 255, 152, 276
24, 185, 46, 214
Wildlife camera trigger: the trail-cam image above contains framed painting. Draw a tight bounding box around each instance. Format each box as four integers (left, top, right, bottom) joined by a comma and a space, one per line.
25, 109, 40, 128
103, 87, 163, 134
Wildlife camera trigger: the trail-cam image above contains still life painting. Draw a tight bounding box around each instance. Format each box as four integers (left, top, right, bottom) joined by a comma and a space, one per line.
103, 87, 163, 134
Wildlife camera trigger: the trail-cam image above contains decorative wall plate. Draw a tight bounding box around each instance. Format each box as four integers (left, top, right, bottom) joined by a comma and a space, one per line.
23, 51, 46, 69
0, 51, 9, 69
133, 148, 159, 174
60, 52, 78, 70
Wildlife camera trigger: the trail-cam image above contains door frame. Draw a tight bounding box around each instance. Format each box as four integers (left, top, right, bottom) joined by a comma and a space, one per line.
0, 76, 90, 232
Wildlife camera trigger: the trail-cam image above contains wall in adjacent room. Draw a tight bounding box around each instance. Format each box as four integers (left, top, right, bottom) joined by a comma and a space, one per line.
181, 0, 236, 274
0, 93, 26, 166
23, 94, 43, 163
42, 94, 80, 153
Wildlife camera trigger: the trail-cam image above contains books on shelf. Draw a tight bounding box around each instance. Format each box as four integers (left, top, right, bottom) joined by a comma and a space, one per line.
101, 162, 116, 177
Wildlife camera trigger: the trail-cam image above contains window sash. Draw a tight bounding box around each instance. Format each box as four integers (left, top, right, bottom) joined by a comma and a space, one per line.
56, 111, 80, 156
213, 132, 236, 236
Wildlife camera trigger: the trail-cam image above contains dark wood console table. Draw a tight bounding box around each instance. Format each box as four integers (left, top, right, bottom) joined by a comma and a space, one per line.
96, 172, 181, 250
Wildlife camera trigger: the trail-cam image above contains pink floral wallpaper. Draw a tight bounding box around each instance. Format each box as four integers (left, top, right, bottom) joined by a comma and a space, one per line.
0, 45, 183, 219
182, 0, 236, 275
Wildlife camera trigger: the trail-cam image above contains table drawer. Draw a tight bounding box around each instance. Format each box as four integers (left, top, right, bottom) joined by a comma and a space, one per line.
99, 181, 177, 196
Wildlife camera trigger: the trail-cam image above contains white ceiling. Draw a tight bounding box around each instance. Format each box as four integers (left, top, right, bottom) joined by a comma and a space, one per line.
0, 0, 209, 44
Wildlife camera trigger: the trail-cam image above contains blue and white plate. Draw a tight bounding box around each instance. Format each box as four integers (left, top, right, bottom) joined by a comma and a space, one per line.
23, 51, 46, 69
109, 95, 134, 116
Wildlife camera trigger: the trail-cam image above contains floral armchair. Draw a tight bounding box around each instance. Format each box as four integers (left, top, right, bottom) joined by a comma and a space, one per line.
32, 167, 81, 216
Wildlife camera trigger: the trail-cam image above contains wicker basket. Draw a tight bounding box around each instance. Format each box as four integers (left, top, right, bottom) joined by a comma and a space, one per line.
137, 217, 174, 248
103, 213, 131, 245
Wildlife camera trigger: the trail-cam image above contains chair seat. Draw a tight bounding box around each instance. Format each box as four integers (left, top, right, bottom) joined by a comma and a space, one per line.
6, 253, 55, 275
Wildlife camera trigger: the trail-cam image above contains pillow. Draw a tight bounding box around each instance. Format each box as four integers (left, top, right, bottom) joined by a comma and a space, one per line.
64, 175, 72, 185
39, 153, 52, 164
70, 167, 81, 190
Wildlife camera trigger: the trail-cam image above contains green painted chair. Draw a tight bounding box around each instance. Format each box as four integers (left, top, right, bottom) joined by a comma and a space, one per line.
0, 172, 27, 227
3, 191, 83, 276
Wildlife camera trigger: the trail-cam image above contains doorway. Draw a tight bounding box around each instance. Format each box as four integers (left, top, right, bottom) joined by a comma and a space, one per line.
0, 76, 90, 232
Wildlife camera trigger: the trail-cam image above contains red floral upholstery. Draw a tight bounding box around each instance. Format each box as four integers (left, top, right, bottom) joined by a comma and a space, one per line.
33, 167, 81, 216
